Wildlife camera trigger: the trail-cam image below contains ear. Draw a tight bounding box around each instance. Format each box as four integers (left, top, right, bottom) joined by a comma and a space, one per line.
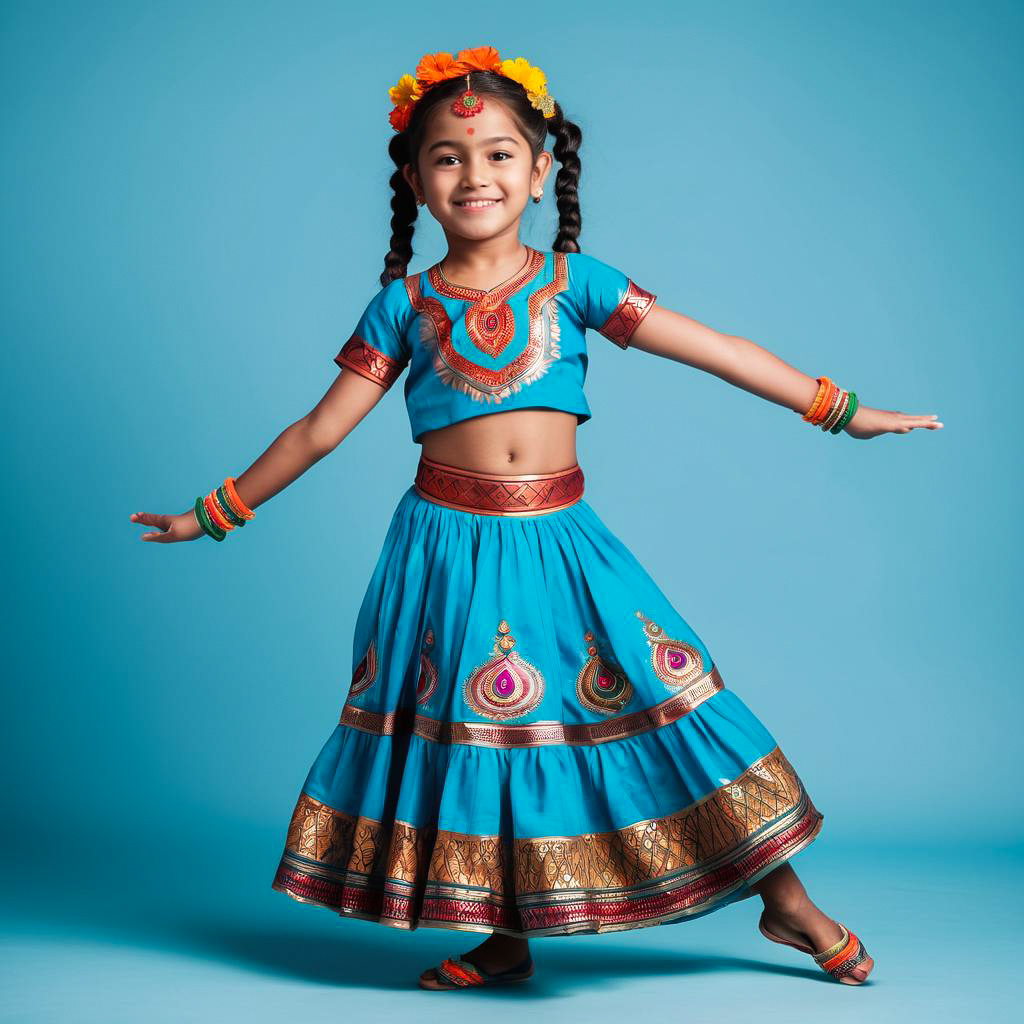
532, 150, 554, 192
402, 163, 421, 200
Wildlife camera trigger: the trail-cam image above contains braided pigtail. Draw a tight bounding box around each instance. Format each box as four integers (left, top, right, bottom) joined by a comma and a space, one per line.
546, 103, 583, 254
380, 131, 419, 287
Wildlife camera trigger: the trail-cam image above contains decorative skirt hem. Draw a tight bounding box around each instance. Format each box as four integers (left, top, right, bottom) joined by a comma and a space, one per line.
270, 771, 825, 938
271, 812, 823, 938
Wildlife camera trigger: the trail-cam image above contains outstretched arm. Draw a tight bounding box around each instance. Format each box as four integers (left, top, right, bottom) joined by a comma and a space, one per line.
627, 305, 942, 439
130, 370, 391, 542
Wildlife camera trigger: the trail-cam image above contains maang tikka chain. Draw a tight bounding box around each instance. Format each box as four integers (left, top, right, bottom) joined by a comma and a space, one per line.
451, 74, 484, 118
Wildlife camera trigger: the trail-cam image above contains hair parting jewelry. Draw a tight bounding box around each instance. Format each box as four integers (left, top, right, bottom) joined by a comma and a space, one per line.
451, 73, 484, 119
799, 376, 859, 434
194, 476, 255, 542
387, 47, 557, 133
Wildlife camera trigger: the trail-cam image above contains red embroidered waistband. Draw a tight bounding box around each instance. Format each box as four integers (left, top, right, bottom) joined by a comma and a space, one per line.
414, 454, 585, 516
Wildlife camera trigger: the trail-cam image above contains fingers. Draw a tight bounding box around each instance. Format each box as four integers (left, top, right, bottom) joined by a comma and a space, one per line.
129, 512, 172, 541
902, 413, 944, 430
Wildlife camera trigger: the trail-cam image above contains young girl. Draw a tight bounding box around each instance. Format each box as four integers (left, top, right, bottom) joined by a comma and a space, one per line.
130, 46, 941, 992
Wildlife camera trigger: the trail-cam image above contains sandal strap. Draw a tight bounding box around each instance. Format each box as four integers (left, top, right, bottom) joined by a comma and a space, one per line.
815, 925, 870, 980
813, 923, 849, 963
436, 958, 486, 987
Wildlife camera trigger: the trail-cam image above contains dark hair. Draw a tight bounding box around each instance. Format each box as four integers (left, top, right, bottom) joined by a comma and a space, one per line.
380, 71, 583, 287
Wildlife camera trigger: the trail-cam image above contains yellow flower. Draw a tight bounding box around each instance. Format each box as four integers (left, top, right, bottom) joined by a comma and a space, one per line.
527, 90, 555, 118
499, 57, 547, 97
388, 73, 422, 109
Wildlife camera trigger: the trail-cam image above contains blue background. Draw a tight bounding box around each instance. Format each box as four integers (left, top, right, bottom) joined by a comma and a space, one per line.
3, 1, 1021, 1021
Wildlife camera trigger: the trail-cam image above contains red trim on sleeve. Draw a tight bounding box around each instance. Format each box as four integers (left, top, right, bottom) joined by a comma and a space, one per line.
334, 335, 406, 389
598, 281, 657, 349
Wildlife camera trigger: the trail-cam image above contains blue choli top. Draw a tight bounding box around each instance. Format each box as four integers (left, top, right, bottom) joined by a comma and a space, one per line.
334, 247, 657, 442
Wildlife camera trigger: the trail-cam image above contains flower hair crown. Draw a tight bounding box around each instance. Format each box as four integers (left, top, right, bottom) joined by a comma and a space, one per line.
387, 45, 555, 133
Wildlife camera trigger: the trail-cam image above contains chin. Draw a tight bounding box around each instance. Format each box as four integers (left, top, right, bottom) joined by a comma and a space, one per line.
447, 220, 516, 240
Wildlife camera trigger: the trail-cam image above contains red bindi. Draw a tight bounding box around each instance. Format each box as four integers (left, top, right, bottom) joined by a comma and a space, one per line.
466, 127, 474, 135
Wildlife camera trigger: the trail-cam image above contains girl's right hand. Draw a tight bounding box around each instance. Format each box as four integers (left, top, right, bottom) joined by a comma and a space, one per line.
130, 510, 205, 543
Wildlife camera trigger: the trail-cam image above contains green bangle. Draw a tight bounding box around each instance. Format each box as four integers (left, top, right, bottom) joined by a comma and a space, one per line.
214, 486, 247, 527
194, 496, 226, 541
832, 391, 858, 433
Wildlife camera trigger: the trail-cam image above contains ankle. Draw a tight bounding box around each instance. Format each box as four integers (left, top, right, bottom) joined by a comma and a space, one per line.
479, 933, 529, 952
762, 891, 813, 919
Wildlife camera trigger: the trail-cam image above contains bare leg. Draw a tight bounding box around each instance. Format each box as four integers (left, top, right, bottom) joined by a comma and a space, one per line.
752, 862, 874, 984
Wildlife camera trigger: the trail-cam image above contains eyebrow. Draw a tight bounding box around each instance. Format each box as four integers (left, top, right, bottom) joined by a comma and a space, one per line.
426, 135, 520, 153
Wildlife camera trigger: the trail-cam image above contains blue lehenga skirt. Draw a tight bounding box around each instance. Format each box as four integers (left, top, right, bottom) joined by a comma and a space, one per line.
272, 454, 824, 937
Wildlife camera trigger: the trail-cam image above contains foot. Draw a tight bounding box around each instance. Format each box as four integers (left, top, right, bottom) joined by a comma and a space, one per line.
760, 899, 874, 984
419, 934, 531, 990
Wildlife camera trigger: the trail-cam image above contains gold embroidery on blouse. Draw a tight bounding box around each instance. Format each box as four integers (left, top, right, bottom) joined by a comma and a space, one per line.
406, 252, 569, 403
428, 247, 546, 359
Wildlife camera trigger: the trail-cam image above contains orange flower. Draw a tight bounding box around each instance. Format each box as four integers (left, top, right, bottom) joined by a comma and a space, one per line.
415, 51, 460, 87
454, 46, 503, 74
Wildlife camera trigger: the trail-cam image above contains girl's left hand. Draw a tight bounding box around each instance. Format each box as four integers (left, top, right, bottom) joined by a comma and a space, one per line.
843, 405, 943, 439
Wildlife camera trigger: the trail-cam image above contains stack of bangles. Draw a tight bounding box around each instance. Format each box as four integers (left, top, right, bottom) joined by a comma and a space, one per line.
800, 376, 859, 433
194, 477, 255, 541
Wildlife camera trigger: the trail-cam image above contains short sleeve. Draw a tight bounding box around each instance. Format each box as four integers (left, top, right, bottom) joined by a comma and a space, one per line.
565, 252, 657, 349
334, 277, 412, 390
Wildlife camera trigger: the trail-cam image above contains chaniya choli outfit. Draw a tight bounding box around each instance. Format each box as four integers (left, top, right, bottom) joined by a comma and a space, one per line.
272, 246, 824, 936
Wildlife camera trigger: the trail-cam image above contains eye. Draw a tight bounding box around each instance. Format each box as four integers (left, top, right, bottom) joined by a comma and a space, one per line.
434, 151, 514, 166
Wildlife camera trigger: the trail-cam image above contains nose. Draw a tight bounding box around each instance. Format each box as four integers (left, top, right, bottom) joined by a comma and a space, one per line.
459, 155, 491, 188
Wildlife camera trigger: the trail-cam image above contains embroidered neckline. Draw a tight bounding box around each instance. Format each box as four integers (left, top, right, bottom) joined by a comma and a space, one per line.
405, 251, 569, 398
429, 246, 546, 302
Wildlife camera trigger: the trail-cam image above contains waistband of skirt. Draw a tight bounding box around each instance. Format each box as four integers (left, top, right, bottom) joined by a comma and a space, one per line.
413, 453, 585, 516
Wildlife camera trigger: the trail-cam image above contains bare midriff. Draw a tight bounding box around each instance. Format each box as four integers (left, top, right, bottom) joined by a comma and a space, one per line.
417, 408, 579, 475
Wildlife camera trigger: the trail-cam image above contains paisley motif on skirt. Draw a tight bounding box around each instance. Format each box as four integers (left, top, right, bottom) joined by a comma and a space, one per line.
576, 629, 634, 715
636, 611, 706, 691
415, 626, 439, 706
462, 619, 545, 721
347, 638, 378, 699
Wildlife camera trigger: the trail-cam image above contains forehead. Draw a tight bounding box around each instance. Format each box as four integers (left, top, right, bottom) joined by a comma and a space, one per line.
421, 98, 526, 147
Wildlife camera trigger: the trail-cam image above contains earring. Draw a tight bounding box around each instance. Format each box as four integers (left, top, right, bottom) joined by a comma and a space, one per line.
532, 189, 543, 204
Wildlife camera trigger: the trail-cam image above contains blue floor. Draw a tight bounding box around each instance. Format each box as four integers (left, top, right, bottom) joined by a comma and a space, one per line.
2, 829, 1019, 1023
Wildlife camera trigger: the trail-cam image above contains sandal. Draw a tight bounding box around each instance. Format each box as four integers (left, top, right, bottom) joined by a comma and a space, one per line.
758, 910, 872, 984
418, 950, 534, 990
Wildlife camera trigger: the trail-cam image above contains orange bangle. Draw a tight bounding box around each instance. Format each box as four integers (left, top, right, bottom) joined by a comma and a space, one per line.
209, 489, 238, 529
814, 382, 840, 426
802, 377, 830, 422
817, 381, 841, 426
808, 377, 834, 422
223, 477, 255, 519
204, 493, 233, 532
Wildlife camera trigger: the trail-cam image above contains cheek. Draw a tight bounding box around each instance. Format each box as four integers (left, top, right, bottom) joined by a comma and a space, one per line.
498, 169, 532, 192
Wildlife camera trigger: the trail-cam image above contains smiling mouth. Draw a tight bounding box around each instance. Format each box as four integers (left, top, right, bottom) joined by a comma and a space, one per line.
453, 199, 501, 208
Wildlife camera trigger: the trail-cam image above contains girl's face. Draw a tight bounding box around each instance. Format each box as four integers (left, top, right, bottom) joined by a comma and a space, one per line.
404, 98, 552, 245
